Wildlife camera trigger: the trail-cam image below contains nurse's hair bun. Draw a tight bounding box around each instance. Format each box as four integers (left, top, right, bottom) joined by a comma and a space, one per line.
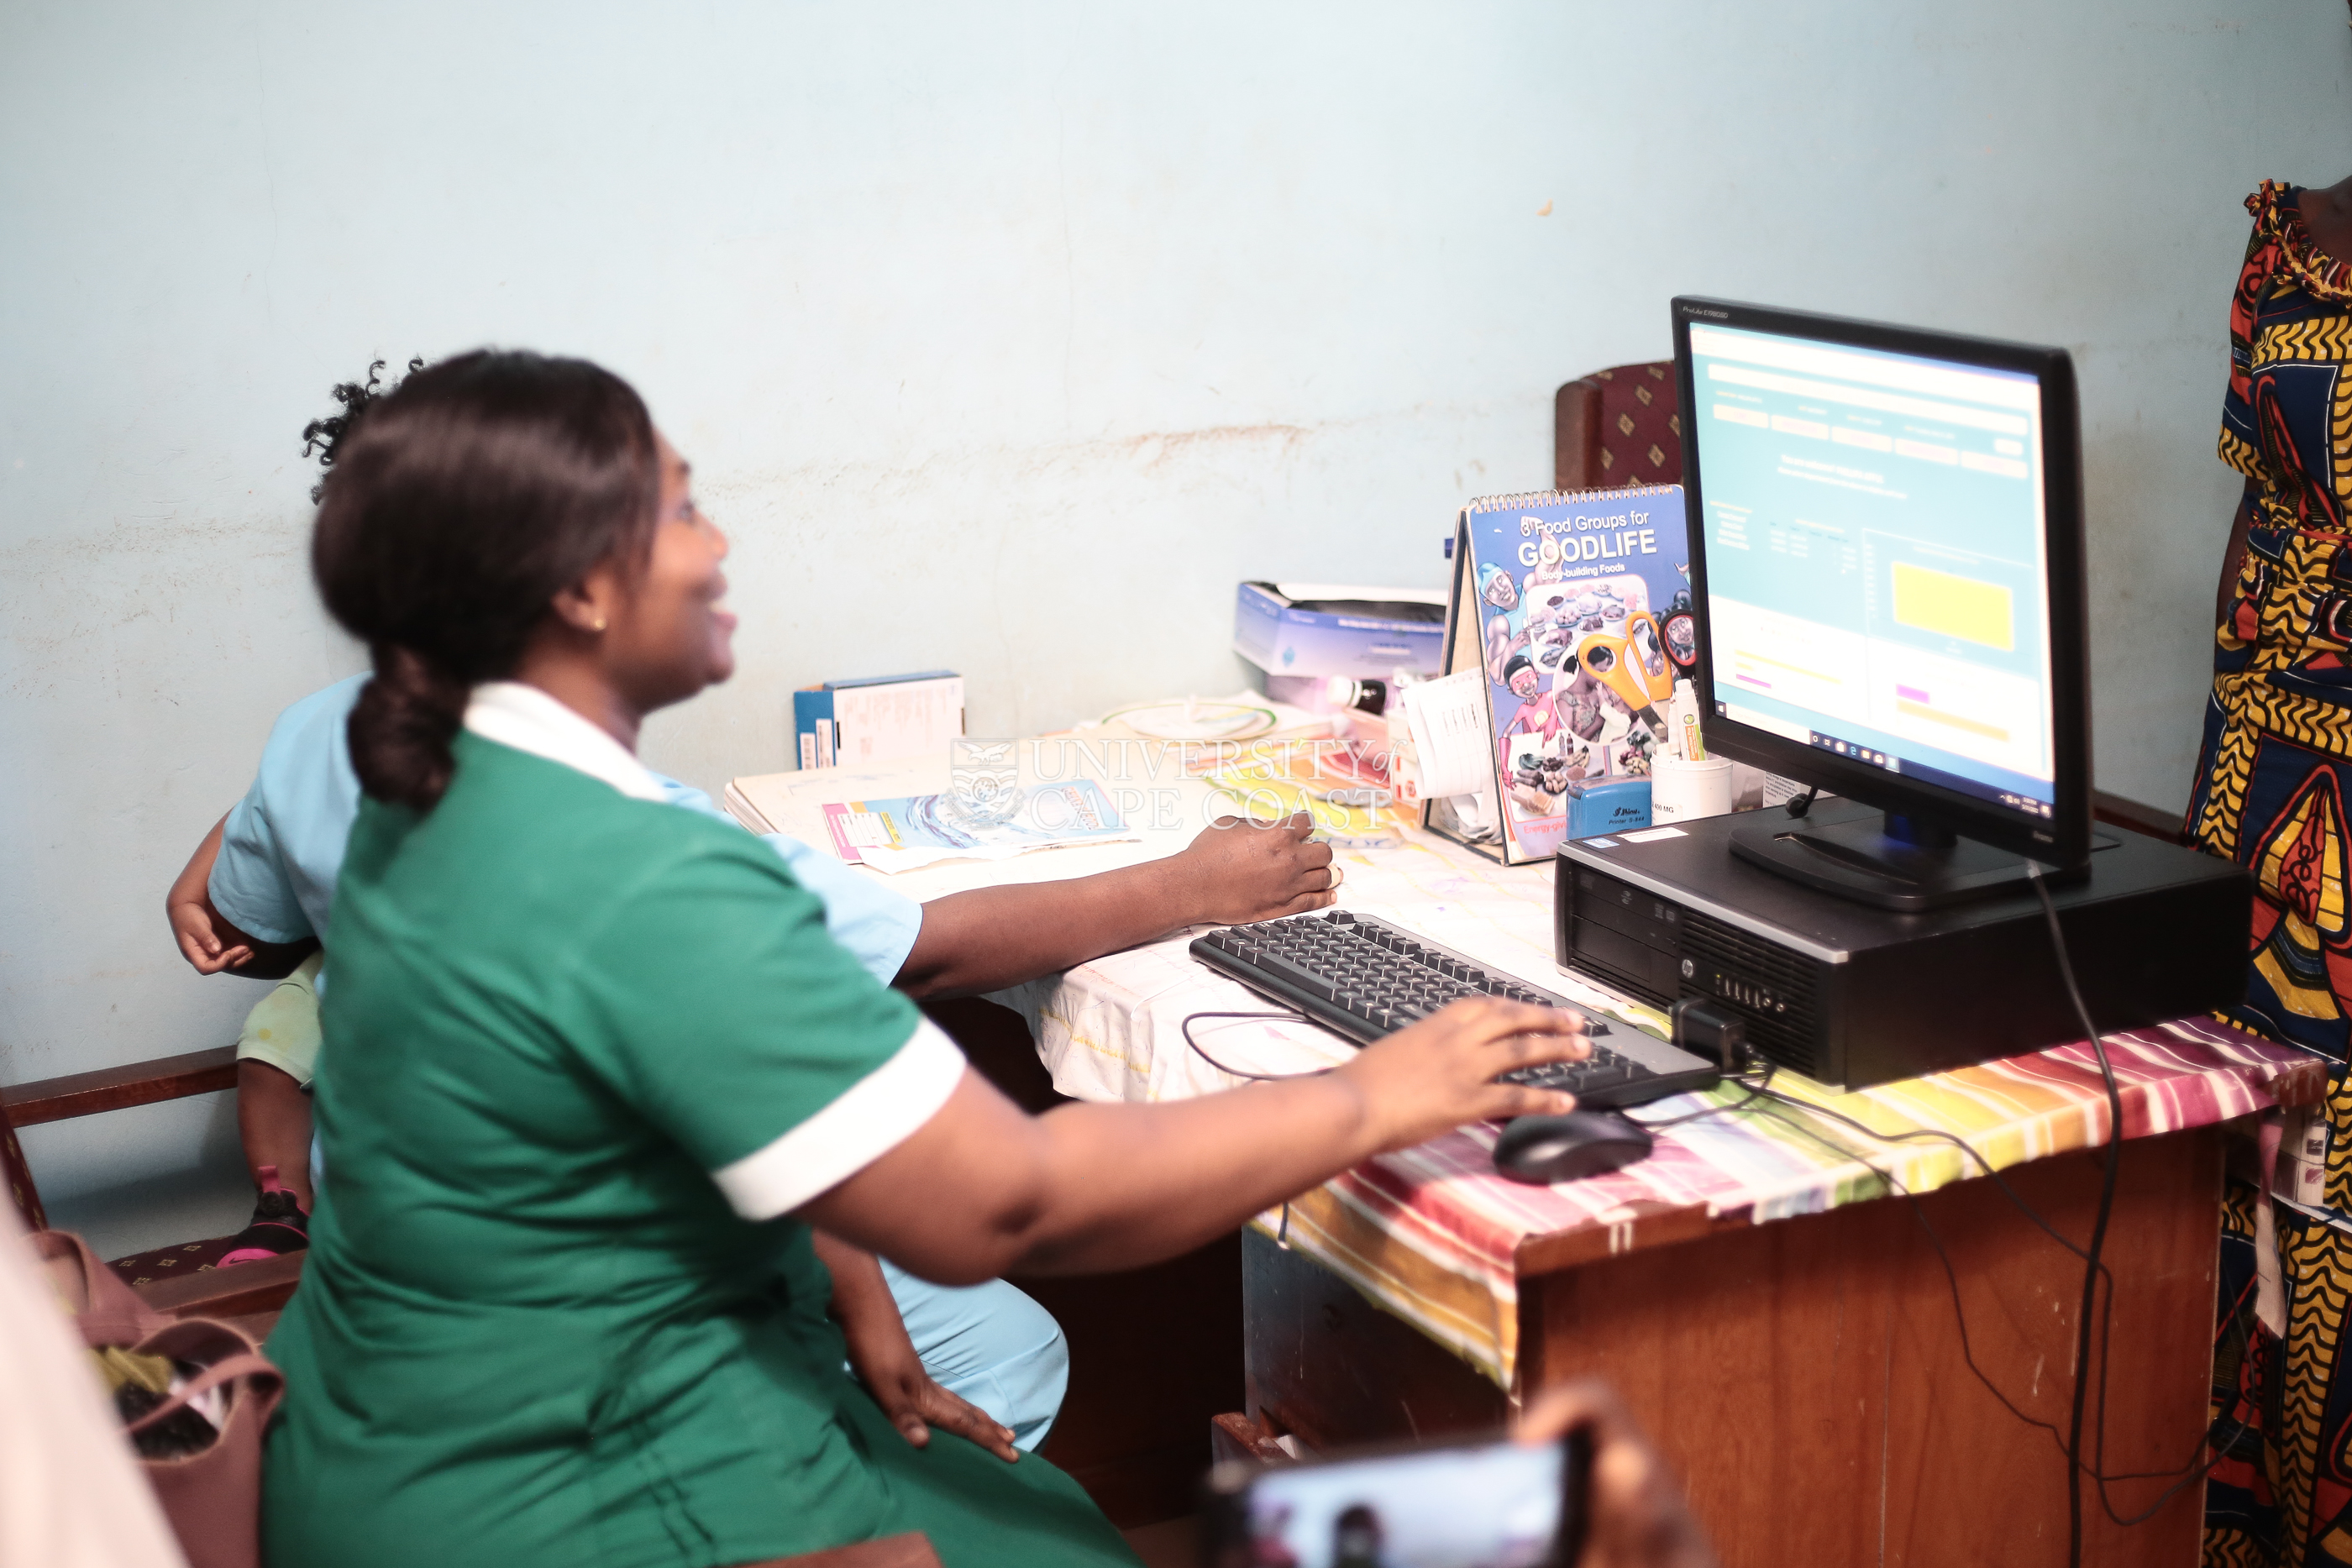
302, 357, 424, 504
308, 349, 659, 810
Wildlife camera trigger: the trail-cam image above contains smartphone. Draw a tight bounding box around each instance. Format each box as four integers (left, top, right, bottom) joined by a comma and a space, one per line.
1200, 1428, 1592, 1568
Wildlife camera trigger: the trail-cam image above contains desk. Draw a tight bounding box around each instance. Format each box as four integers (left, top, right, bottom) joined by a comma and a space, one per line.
735, 748, 2313, 1563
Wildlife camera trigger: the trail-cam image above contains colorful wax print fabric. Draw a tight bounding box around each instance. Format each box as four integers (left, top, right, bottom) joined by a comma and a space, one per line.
2190, 182, 2352, 1567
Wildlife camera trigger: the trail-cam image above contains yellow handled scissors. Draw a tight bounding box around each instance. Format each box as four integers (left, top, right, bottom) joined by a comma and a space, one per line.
1625, 612, 1675, 701
1577, 614, 1675, 716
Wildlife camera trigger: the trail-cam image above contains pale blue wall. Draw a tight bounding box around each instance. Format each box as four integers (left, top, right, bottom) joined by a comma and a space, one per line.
5, 2, 2349, 1251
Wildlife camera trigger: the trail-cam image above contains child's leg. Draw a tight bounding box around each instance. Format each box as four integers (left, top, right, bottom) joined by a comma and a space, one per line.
223, 952, 325, 1265
236, 1060, 315, 1211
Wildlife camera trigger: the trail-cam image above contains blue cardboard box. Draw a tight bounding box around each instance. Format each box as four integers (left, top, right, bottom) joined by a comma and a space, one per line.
1233, 582, 1446, 679
1564, 778, 1652, 839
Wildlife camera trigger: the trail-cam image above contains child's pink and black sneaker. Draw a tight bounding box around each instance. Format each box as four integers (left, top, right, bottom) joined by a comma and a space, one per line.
219, 1164, 309, 1267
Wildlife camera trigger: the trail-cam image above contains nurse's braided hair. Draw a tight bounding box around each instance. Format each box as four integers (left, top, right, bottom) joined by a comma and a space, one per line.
306, 349, 660, 810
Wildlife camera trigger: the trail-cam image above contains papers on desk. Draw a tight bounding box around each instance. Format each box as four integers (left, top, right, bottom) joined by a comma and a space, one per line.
727, 755, 1208, 899
1399, 670, 1494, 800
819, 778, 1139, 874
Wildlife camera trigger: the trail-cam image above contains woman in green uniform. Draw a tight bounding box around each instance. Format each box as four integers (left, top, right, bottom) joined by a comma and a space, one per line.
260, 350, 1589, 1568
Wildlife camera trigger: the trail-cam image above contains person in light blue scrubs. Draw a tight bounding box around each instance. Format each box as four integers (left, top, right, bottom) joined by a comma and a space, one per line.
210, 676, 921, 973
193, 674, 1066, 1450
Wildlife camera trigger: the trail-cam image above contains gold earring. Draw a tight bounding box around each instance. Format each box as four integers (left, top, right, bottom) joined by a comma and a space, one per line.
591, 616, 607, 632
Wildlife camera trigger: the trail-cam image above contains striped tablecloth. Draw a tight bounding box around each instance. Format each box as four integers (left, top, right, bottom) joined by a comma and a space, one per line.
1002, 821, 2315, 1389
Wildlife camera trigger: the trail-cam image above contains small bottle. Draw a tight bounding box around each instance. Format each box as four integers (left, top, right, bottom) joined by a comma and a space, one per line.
1322, 676, 1389, 716
1669, 679, 1706, 762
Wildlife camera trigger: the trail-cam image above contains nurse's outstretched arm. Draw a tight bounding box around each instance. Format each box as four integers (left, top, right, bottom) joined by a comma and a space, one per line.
797, 997, 1585, 1284
894, 813, 1337, 999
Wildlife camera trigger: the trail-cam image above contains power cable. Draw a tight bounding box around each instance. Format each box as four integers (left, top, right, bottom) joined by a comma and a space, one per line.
2029, 861, 2124, 1568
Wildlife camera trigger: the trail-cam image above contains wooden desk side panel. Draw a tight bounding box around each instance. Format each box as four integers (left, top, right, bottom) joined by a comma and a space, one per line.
1242, 1228, 1508, 1452
1519, 1125, 2224, 1568
1015, 1234, 1244, 1529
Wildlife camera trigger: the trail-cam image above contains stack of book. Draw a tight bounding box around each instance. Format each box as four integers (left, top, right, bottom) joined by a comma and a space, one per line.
794, 671, 964, 770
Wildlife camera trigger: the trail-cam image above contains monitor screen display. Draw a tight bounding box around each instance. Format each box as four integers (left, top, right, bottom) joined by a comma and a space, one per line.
1684, 322, 2055, 821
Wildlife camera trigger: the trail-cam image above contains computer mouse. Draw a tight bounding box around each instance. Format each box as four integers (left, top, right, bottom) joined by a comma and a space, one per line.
1491, 1109, 1656, 1185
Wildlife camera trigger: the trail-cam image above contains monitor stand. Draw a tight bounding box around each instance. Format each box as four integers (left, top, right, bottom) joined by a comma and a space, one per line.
1727, 810, 2084, 913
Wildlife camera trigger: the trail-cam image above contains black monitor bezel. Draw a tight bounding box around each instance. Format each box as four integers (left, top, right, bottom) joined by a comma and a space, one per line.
1670, 296, 2090, 871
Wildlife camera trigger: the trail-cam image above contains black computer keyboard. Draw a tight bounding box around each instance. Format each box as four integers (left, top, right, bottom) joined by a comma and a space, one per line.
1188, 910, 1719, 1109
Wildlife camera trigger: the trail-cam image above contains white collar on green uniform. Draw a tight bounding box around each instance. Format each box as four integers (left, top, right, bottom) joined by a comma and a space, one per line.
463, 681, 670, 803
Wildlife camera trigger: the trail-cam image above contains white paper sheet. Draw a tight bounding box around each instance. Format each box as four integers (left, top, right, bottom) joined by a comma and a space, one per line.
1400, 670, 1494, 800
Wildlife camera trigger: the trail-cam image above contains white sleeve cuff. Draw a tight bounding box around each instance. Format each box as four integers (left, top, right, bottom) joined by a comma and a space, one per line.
709, 1017, 967, 1220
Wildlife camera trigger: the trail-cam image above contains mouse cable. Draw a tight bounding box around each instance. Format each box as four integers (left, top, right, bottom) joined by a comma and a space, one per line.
1630, 1035, 2088, 1265
1623, 1065, 1778, 1131
1746, 1081, 2224, 1527
1740, 1082, 2223, 1519
1750, 1087, 2093, 1263
1746, 1099, 2075, 1438
1578, 1044, 2123, 1484
1624, 1062, 2076, 1260
1590, 1053, 2165, 1525
1179, 1010, 1331, 1081
1886, 1093, 2229, 1533
1778, 865, 2159, 1556
1178, 1011, 1326, 1248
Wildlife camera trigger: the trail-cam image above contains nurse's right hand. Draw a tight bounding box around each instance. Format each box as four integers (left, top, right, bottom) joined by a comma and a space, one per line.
1332, 998, 1588, 1152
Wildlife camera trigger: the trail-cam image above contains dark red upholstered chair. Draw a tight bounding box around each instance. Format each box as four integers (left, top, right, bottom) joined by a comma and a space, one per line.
1554, 361, 1683, 493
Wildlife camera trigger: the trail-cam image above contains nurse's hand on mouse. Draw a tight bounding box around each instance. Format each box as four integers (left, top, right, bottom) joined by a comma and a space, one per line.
1334, 998, 1589, 1151
805, 994, 1591, 1283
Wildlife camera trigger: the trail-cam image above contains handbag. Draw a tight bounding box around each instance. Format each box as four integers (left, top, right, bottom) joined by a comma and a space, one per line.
33, 1229, 285, 1568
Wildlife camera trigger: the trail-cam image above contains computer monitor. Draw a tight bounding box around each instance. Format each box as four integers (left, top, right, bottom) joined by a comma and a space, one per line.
1670, 296, 2089, 910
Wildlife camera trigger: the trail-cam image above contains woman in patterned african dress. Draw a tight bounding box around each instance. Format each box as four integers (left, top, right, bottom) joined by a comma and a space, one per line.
2190, 176, 2352, 1567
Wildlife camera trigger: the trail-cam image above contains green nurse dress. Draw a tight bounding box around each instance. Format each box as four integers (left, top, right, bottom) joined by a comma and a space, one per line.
259, 711, 1135, 1568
